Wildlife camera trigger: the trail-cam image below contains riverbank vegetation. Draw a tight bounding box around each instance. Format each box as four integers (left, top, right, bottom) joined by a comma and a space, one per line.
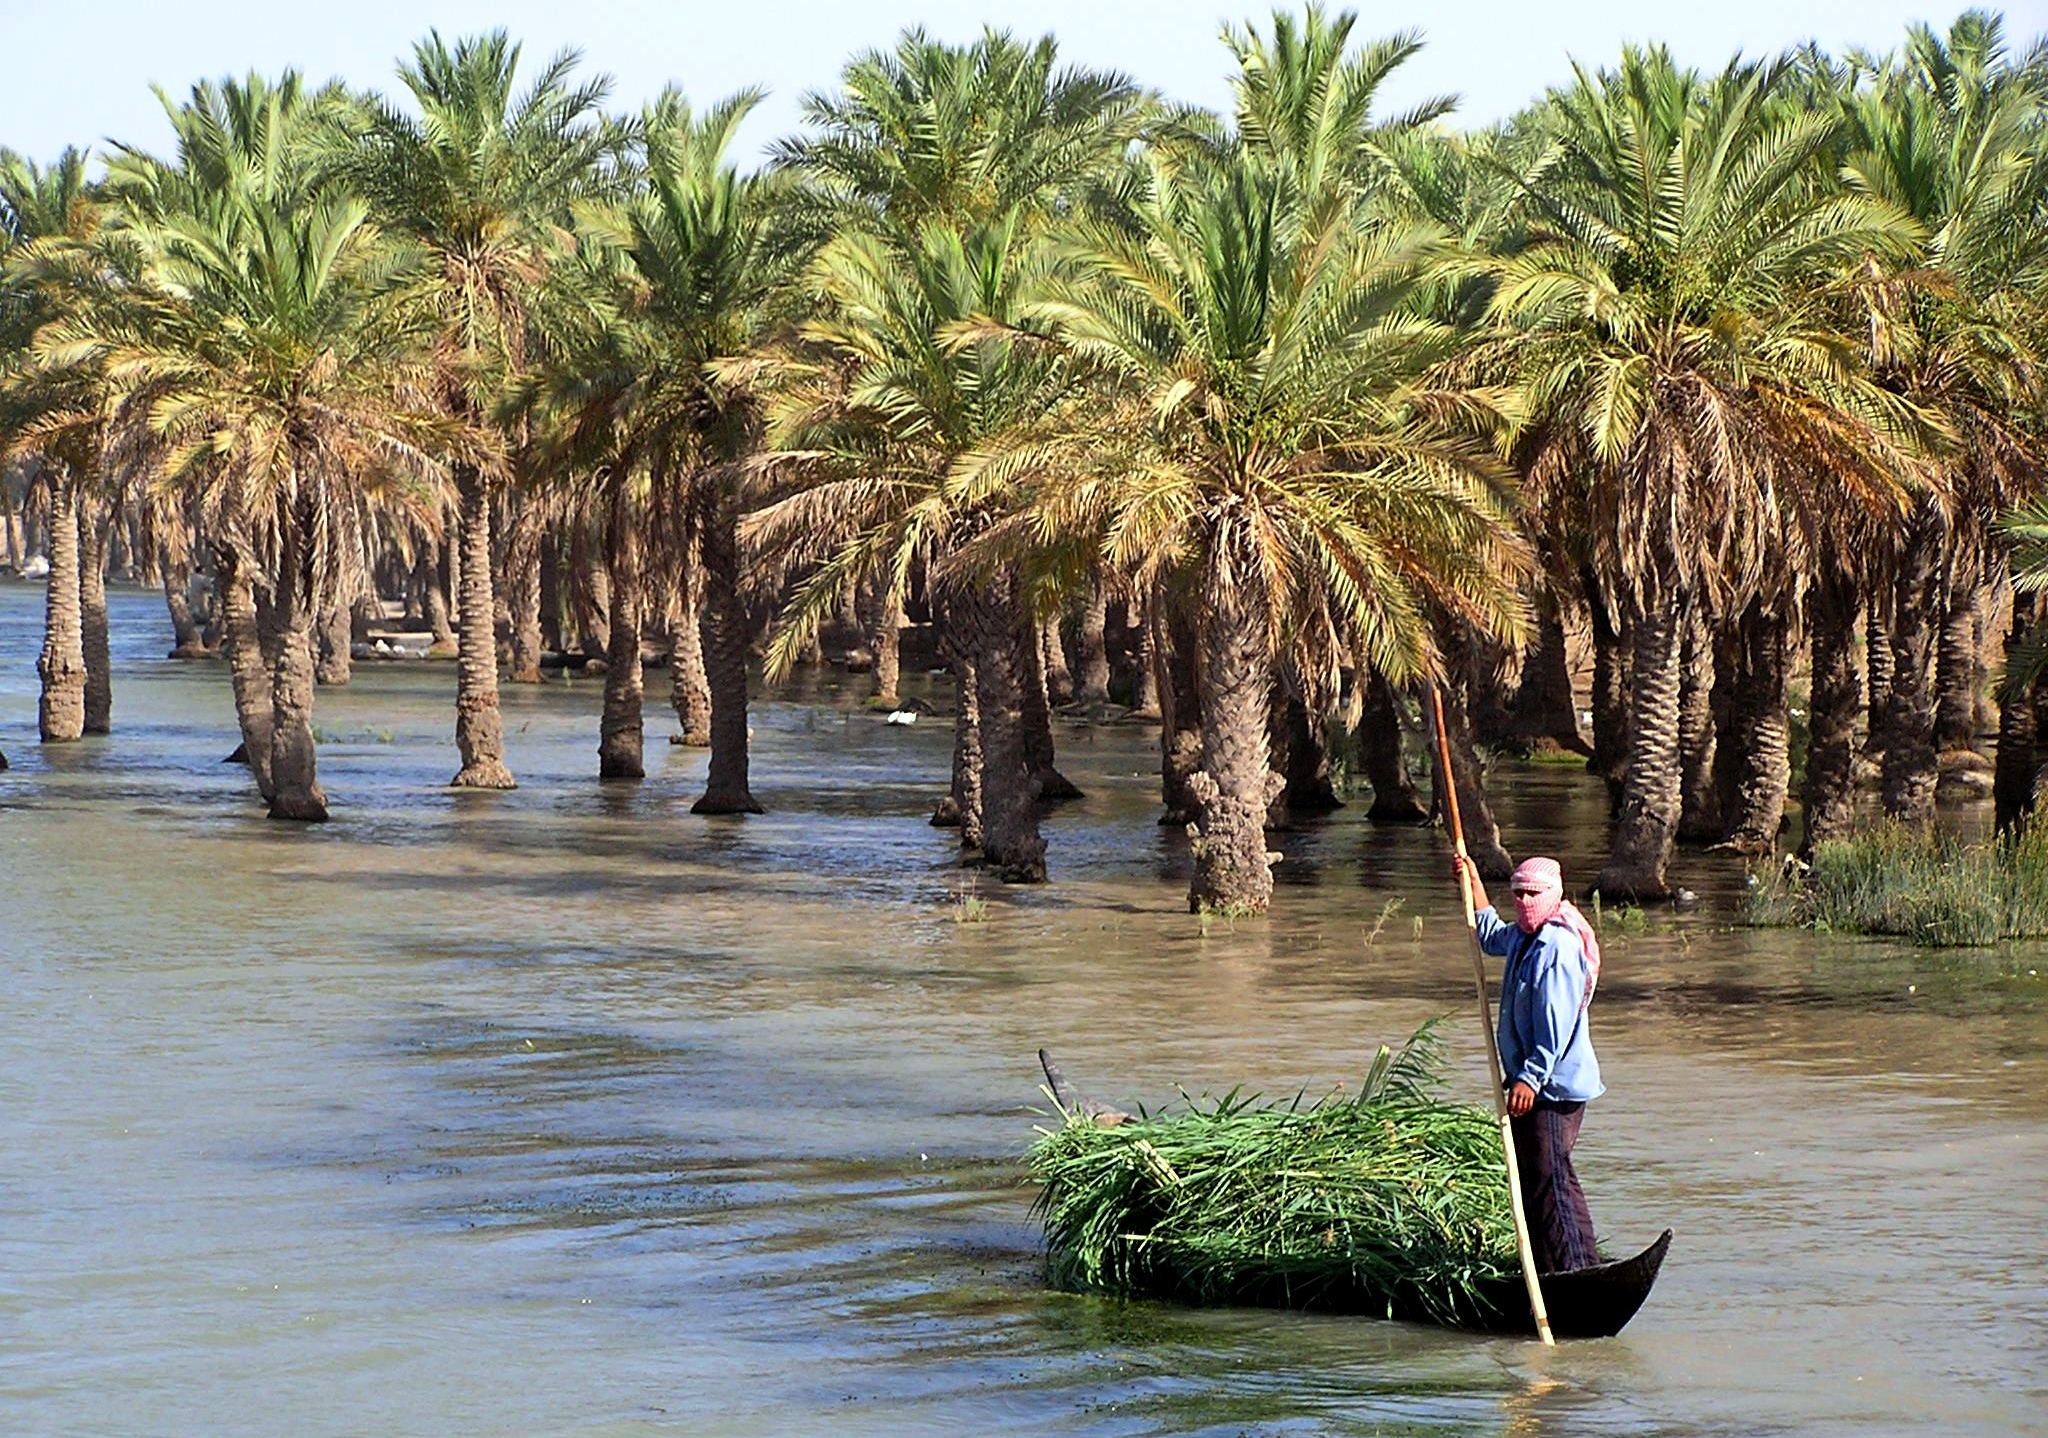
2, 10, 2046, 917
1749, 823, 2048, 946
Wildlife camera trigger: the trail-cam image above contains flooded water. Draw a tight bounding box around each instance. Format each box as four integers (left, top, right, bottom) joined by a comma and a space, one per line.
2, 581, 2044, 1437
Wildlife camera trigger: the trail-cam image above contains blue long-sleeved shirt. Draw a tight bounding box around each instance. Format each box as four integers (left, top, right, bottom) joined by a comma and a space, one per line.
1473, 906, 1604, 1103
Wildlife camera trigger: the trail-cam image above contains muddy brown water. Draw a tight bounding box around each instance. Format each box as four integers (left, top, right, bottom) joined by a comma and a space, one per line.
1, 583, 2044, 1436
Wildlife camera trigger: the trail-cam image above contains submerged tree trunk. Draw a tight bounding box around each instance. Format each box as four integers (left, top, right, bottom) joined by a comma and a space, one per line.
79, 500, 112, 735
1362, 669, 1428, 822
1583, 566, 1628, 789
450, 469, 514, 789
1596, 595, 1684, 901
1432, 631, 1513, 878
1510, 591, 1589, 754
420, 544, 456, 655
867, 585, 902, 709
1155, 597, 1202, 825
1130, 592, 1159, 719
1882, 506, 1943, 826
1676, 606, 1719, 843
1802, 574, 1863, 855
692, 497, 760, 815
1995, 589, 2040, 834
932, 631, 984, 850
218, 547, 275, 801
1187, 574, 1279, 914
37, 473, 86, 743
1022, 619, 1081, 802
264, 513, 327, 822
1076, 578, 1111, 706
669, 548, 713, 747
164, 551, 207, 658
1041, 617, 1075, 707
315, 601, 352, 686
1271, 687, 1341, 823
1717, 599, 1792, 855
1864, 598, 1894, 761
599, 502, 645, 780
963, 578, 1044, 881
505, 508, 544, 684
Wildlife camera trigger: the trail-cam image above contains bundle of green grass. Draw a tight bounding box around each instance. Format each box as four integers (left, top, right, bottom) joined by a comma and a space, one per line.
1028, 1026, 1516, 1324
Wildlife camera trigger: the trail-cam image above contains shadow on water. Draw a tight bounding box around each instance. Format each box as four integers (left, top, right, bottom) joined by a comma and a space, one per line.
2, 584, 2046, 1436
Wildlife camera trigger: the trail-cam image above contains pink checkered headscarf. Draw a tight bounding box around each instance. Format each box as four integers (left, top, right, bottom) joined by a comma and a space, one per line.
1509, 856, 1601, 1008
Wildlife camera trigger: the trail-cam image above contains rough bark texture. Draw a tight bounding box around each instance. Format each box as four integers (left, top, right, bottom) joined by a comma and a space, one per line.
1802, 574, 1862, 855
1155, 598, 1202, 825
599, 506, 645, 780
576, 529, 612, 661
1188, 577, 1280, 913
1432, 631, 1513, 879
164, 554, 207, 657
1994, 589, 2039, 834
450, 469, 514, 789
1362, 669, 1428, 822
867, 587, 902, 709
1881, 507, 1942, 826
505, 511, 544, 684
669, 551, 713, 746
1130, 594, 1160, 719
1076, 579, 1111, 705
78, 502, 112, 734
315, 602, 352, 686
1465, 635, 1518, 750
37, 475, 86, 743
1716, 601, 1792, 855
263, 524, 327, 822
421, 546, 456, 655
1509, 593, 1589, 754
933, 638, 984, 850
1041, 617, 1075, 707
1583, 566, 1628, 787
218, 547, 275, 801
692, 499, 761, 814
1676, 606, 1719, 843
1271, 688, 1341, 823
1864, 599, 1893, 760
963, 578, 1045, 880
1596, 597, 1684, 901
1022, 620, 1081, 801
1935, 543, 1981, 752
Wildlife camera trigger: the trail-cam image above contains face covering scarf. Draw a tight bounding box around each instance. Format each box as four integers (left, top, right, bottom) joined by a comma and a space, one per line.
1508, 856, 1601, 1008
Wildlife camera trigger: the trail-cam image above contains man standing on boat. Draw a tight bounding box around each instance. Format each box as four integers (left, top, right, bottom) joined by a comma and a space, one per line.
1453, 854, 1604, 1274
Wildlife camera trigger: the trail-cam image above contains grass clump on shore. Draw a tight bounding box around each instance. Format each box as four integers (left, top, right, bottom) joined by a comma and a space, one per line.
1027, 1026, 1515, 1325
1748, 823, 2048, 946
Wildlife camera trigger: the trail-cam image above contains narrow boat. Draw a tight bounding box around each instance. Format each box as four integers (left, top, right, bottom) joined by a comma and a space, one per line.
1037, 1049, 1671, 1339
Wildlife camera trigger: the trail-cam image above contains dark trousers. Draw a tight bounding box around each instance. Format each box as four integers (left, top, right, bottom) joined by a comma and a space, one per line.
1509, 1099, 1597, 1274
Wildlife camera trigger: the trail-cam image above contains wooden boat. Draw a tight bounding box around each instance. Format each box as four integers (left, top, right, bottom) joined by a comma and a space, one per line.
1037, 1049, 1671, 1340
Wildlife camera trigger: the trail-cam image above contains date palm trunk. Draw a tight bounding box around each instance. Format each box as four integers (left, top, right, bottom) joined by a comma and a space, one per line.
217, 546, 275, 799
1676, 606, 1719, 843
1188, 572, 1279, 913
1272, 687, 1341, 822
1362, 669, 1428, 822
164, 558, 207, 657
420, 545, 456, 655
867, 585, 902, 709
669, 547, 713, 747
1583, 565, 1628, 788
1864, 599, 1893, 761
1995, 590, 2041, 834
691, 496, 760, 814
450, 467, 514, 789
1432, 630, 1512, 878
1130, 592, 1160, 718
505, 507, 544, 684
1596, 595, 1684, 901
1155, 595, 1202, 825
79, 500, 112, 735
599, 501, 645, 780
1881, 506, 1942, 825
1716, 599, 1792, 855
1802, 572, 1862, 855
315, 601, 352, 686
264, 512, 327, 822
1935, 542, 1981, 753
37, 472, 86, 743
1510, 590, 1589, 754
1023, 620, 1081, 802
1076, 578, 1111, 705
959, 578, 1044, 880
931, 625, 984, 849
1041, 618, 1075, 706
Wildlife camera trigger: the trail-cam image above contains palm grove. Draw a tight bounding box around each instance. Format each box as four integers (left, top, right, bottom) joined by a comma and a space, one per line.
2, 11, 2045, 914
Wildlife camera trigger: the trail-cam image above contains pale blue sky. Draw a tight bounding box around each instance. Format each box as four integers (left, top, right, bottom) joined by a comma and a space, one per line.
3, 0, 2045, 167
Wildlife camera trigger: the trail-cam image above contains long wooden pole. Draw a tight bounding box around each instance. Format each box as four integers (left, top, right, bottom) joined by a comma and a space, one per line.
1430, 684, 1556, 1346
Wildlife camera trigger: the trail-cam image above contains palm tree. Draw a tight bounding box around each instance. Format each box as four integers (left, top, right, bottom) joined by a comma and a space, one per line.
1, 147, 101, 745
1029, 148, 1527, 913
350, 31, 619, 789
545, 89, 798, 799
36, 167, 444, 818
1487, 49, 1933, 897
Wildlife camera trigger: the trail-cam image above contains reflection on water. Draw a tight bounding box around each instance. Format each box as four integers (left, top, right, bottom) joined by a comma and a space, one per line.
2, 582, 2045, 1437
